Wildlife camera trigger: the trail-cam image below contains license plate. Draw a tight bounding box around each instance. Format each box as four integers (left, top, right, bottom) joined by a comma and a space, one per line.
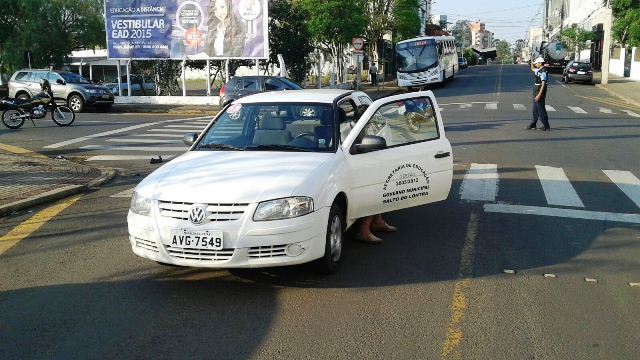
102, 95, 110, 99
577, 71, 586, 75
167, 229, 223, 250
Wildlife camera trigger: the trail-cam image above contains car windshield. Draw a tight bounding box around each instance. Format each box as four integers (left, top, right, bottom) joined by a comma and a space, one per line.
280, 78, 303, 89
194, 102, 336, 152
60, 73, 91, 84
396, 39, 438, 73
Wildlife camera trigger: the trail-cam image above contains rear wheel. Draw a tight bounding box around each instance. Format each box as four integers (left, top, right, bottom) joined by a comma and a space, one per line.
2, 110, 25, 129
315, 203, 344, 274
68, 94, 84, 113
51, 106, 75, 126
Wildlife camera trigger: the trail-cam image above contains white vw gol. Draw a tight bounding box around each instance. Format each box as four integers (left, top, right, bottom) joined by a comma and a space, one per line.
128, 89, 453, 273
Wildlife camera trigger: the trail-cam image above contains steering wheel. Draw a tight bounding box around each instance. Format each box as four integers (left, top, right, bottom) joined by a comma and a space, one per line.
293, 132, 318, 141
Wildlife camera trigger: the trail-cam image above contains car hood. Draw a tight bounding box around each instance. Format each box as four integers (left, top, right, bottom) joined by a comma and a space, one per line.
73, 83, 110, 91
136, 151, 333, 204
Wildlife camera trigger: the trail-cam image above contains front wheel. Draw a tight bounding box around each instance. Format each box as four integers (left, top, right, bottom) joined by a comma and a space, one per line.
68, 94, 84, 113
2, 110, 25, 129
315, 203, 344, 274
51, 106, 75, 126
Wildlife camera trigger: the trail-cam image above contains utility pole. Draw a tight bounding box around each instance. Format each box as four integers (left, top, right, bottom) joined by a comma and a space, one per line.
601, 0, 612, 84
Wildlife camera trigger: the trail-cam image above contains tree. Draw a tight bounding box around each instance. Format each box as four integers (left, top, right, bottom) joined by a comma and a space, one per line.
451, 20, 471, 49
392, 0, 421, 41
269, 0, 314, 83
463, 48, 478, 66
513, 39, 526, 60
364, 0, 394, 62
610, 0, 640, 48
559, 26, 594, 59
495, 40, 512, 63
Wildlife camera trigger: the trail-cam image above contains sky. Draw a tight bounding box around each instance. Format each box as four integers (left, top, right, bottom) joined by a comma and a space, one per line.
431, 0, 545, 44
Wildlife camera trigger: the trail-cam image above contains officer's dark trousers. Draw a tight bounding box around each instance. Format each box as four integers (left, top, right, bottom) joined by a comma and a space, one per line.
529, 99, 550, 129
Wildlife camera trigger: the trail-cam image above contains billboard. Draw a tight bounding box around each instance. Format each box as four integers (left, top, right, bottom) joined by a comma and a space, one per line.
104, 0, 268, 59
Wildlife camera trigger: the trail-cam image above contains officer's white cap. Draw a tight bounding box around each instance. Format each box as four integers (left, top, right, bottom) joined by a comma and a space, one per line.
533, 57, 545, 64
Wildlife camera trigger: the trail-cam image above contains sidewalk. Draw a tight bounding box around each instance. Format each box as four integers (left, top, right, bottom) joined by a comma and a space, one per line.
593, 72, 640, 107
0, 147, 115, 217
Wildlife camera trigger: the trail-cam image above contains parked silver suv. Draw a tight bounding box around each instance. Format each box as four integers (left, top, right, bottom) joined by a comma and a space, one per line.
8, 69, 114, 112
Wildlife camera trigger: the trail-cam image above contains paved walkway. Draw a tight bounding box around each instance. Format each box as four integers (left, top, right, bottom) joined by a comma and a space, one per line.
0, 147, 114, 216
594, 72, 640, 107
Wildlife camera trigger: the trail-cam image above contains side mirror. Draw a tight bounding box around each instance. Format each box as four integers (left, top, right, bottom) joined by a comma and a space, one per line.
353, 135, 387, 154
183, 132, 198, 146
56, 79, 64, 85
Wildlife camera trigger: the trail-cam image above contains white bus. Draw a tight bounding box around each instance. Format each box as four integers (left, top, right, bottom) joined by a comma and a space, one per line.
396, 36, 458, 89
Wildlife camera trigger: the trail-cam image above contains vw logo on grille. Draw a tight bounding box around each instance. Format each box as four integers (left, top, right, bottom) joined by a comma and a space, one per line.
188, 204, 207, 225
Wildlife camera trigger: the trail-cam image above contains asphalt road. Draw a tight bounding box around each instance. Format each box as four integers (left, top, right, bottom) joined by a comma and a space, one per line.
0, 65, 639, 359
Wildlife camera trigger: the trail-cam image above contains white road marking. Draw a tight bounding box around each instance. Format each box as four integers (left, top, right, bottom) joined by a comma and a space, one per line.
485, 103, 498, 110
165, 125, 205, 129
484, 204, 640, 224
80, 121, 134, 124
459, 103, 472, 109
603, 170, 640, 209
568, 106, 587, 114
460, 163, 499, 202
80, 145, 186, 152
621, 110, 640, 118
513, 104, 526, 111
555, 80, 567, 88
535, 165, 585, 207
106, 138, 182, 144
111, 188, 134, 198
85, 155, 176, 161
545, 105, 556, 112
44, 116, 211, 149
598, 107, 616, 114
148, 129, 200, 133
138, 133, 185, 138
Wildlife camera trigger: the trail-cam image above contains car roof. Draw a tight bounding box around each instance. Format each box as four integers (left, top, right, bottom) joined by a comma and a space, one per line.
235, 89, 353, 104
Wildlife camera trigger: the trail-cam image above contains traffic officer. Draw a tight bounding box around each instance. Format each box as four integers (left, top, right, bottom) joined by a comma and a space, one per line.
527, 56, 551, 131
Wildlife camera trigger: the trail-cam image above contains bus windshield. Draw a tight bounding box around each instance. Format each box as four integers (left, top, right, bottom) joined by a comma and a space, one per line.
396, 39, 438, 73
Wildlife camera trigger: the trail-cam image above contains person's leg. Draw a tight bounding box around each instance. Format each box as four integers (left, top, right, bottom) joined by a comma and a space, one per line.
539, 99, 550, 129
528, 99, 539, 129
356, 216, 383, 244
371, 214, 397, 232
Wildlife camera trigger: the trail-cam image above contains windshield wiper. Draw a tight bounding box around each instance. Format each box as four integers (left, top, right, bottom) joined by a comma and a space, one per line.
197, 143, 245, 151
245, 144, 312, 152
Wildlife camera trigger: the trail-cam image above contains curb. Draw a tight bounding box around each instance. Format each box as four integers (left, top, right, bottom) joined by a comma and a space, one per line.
0, 167, 117, 218
595, 84, 640, 108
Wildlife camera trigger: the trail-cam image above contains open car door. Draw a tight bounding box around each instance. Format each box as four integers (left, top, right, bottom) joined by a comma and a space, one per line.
343, 91, 453, 220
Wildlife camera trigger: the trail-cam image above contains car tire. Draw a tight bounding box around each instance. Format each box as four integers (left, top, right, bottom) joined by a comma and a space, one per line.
17, 93, 30, 101
68, 94, 85, 113
315, 203, 344, 274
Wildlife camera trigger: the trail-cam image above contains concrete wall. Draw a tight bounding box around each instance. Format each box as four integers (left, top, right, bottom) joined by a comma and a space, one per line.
609, 47, 625, 76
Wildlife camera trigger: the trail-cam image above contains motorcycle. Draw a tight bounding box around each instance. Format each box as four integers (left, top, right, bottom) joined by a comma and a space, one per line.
1, 91, 75, 129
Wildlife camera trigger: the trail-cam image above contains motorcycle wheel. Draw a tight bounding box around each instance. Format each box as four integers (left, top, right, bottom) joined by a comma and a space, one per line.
2, 110, 25, 129
51, 106, 75, 126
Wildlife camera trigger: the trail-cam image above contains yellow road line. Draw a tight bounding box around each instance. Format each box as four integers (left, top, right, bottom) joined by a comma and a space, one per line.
441, 212, 478, 360
0, 143, 48, 159
0, 195, 81, 255
578, 95, 640, 110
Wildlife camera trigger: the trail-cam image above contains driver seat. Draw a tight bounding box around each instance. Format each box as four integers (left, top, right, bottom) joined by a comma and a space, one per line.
253, 113, 291, 145
314, 109, 334, 148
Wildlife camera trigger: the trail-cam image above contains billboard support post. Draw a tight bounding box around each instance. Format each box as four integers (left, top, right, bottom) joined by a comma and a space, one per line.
181, 58, 186, 97
206, 60, 211, 96
225, 59, 229, 82
116, 60, 122, 97
126, 59, 131, 97
255, 59, 259, 75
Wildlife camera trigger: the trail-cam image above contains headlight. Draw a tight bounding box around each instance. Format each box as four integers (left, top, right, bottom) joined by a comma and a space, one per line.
130, 191, 152, 216
253, 197, 313, 221
87, 89, 100, 94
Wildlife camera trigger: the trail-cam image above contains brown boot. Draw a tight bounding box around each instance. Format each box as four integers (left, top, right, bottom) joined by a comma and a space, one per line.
371, 222, 397, 232
355, 232, 383, 244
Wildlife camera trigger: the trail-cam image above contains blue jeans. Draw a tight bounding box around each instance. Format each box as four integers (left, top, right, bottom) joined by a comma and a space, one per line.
529, 99, 550, 129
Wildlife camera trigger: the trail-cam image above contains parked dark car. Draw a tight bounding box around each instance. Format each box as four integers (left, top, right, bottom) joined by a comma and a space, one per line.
218, 76, 303, 107
562, 62, 594, 84
458, 57, 468, 69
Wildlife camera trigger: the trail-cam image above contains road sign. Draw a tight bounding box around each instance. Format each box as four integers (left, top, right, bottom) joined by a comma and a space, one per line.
352, 38, 364, 53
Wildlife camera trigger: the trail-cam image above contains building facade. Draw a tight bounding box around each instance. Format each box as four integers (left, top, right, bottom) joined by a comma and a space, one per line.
469, 22, 493, 49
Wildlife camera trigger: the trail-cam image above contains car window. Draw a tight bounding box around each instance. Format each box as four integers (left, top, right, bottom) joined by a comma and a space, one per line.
29, 71, 47, 82
265, 78, 287, 91
238, 78, 260, 91
60, 73, 91, 84
14, 72, 30, 81
357, 96, 439, 149
280, 78, 303, 89
338, 99, 359, 142
48, 72, 62, 84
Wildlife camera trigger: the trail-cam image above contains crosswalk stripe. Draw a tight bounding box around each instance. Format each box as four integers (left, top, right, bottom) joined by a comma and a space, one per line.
535, 165, 584, 207
513, 104, 526, 111
484, 204, 640, 224
568, 106, 587, 114
598, 107, 616, 114
138, 134, 185, 138
603, 170, 640, 209
460, 163, 499, 202
86, 155, 176, 161
621, 110, 640, 118
459, 103, 472, 109
165, 125, 205, 129
106, 138, 182, 144
148, 129, 199, 133
485, 103, 497, 110
80, 145, 186, 152
545, 105, 556, 112
111, 188, 134, 198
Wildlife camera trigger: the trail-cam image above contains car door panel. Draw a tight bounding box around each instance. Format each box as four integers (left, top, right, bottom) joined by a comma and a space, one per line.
343, 91, 453, 219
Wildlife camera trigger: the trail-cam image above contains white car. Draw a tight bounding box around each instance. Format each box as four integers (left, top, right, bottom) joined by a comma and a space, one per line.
128, 89, 453, 273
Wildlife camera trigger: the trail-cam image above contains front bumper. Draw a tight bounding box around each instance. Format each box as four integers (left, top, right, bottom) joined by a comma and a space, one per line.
567, 74, 593, 82
127, 206, 329, 268
85, 94, 115, 106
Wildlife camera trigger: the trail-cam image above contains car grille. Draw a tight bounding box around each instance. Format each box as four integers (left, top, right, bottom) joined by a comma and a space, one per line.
248, 245, 288, 258
165, 245, 234, 262
158, 201, 249, 222
132, 236, 158, 252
